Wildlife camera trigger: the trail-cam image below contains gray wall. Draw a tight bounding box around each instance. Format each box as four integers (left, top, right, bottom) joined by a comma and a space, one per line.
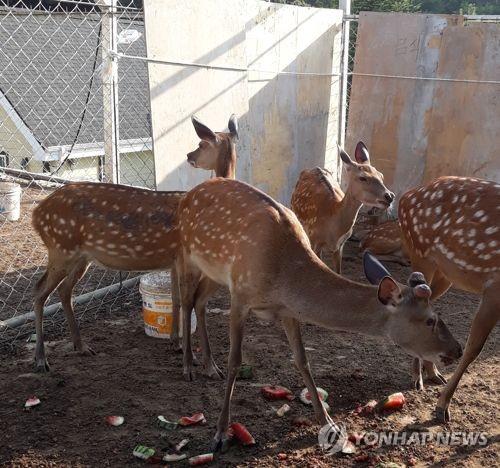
144, 0, 342, 204
347, 12, 500, 202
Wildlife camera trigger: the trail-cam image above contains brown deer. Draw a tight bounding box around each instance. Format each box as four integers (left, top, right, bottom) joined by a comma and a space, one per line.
31, 114, 238, 373
291, 142, 394, 273
176, 177, 462, 448
359, 220, 409, 265
399, 176, 499, 422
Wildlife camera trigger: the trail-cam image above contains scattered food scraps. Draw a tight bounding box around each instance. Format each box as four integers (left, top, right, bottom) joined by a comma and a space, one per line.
157, 415, 178, 430
133, 445, 155, 460
163, 453, 188, 462
299, 387, 328, 405
341, 440, 357, 454
24, 396, 40, 408
178, 412, 206, 426
261, 385, 294, 401
188, 453, 214, 466
374, 392, 406, 411
355, 399, 378, 415
146, 455, 163, 464
238, 364, 253, 380
175, 438, 189, 452
276, 403, 291, 417
105, 415, 124, 426
230, 422, 256, 446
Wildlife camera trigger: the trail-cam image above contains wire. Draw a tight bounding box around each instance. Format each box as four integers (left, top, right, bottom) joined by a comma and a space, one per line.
51, 21, 103, 176
111, 51, 342, 77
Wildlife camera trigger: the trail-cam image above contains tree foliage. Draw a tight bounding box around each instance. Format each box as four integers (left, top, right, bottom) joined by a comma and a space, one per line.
277, 0, 499, 14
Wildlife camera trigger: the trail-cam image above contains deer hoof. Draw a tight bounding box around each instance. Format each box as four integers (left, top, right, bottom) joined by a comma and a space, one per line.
35, 358, 50, 373
414, 378, 424, 391
203, 361, 224, 380
435, 406, 450, 423
211, 432, 229, 453
183, 368, 195, 382
426, 374, 447, 385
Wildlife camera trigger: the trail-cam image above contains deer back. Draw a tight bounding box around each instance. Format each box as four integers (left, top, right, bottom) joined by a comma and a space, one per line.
399, 176, 500, 293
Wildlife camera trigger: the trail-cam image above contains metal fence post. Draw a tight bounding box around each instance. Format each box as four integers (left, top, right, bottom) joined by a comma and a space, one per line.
98, 0, 120, 184
338, 0, 351, 151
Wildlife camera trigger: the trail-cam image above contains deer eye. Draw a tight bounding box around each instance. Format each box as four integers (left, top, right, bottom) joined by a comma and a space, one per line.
359, 176, 367, 182
426, 318, 435, 327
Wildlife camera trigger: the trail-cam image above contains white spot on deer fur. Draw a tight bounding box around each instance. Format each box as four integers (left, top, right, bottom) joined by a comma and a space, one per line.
135, 245, 143, 251
476, 243, 486, 251
435, 206, 442, 215
446, 251, 455, 260
474, 210, 485, 218
468, 228, 476, 238
432, 220, 442, 230
452, 195, 459, 203
107, 243, 116, 249
461, 195, 467, 203
457, 216, 465, 224
488, 240, 497, 248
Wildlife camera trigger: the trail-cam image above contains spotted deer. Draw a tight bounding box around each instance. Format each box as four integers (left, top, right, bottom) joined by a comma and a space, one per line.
291, 142, 395, 273
31, 114, 238, 372
359, 220, 409, 265
176, 178, 461, 448
399, 176, 499, 422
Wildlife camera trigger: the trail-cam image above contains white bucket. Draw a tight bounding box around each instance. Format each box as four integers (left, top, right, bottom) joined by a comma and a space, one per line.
139, 271, 196, 339
0, 182, 21, 221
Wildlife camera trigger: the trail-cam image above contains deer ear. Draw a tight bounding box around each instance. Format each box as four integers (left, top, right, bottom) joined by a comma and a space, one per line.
378, 276, 402, 306
228, 114, 239, 140
337, 144, 353, 166
363, 251, 391, 285
191, 115, 217, 142
354, 141, 370, 164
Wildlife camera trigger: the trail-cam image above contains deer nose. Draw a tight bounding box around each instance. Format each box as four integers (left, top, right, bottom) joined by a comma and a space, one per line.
385, 192, 395, 204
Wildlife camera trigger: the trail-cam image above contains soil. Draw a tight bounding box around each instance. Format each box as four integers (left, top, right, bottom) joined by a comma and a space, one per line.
0, 240, 498, 467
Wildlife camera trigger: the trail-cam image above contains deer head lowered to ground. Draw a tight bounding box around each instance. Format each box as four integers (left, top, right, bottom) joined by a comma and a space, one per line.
398, 175, 499, 422
31, 114, 239, 373
291, 142, 395, 273
175, 177, 461, 449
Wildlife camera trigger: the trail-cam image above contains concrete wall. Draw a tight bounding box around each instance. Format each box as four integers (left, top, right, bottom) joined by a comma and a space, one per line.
346, 12, 500, 201
145, 0, 342, 204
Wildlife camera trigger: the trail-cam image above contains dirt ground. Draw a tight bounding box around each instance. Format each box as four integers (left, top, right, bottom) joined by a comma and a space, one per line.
0, 241, 498, 468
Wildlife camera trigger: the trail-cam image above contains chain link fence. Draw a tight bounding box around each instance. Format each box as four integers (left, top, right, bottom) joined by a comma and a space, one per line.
0, 0, 152, 346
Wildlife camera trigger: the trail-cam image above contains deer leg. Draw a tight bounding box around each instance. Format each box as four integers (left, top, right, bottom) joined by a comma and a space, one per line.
282, 315, 332, 426
193, 276, 223, 379
332, 244, 345, 274
213, 299, 247, 452
422, 361, 447, 385
170, 265, 182, 352
436, 283, 499, 423
33, 260, 67, 372
412, 358, 424, 390
429, 269, 452, 302
57, 257, 92, 355
177, 257, 200, 381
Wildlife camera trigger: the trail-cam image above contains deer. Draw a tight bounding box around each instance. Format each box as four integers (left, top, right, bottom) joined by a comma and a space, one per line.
398, 176, 499, 422
291, 142, 395, 273
359, 220, 409, 265
30, 114, 238, 373
175, 177, 462, 448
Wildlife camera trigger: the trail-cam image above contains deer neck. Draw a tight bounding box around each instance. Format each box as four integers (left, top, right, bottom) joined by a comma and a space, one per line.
215, 141, 236, 178
282, 255, 390, 338
337, 185, 363, 233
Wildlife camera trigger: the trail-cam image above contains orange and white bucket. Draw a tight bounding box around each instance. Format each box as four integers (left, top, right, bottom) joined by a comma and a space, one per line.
139, 271, 196, 339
